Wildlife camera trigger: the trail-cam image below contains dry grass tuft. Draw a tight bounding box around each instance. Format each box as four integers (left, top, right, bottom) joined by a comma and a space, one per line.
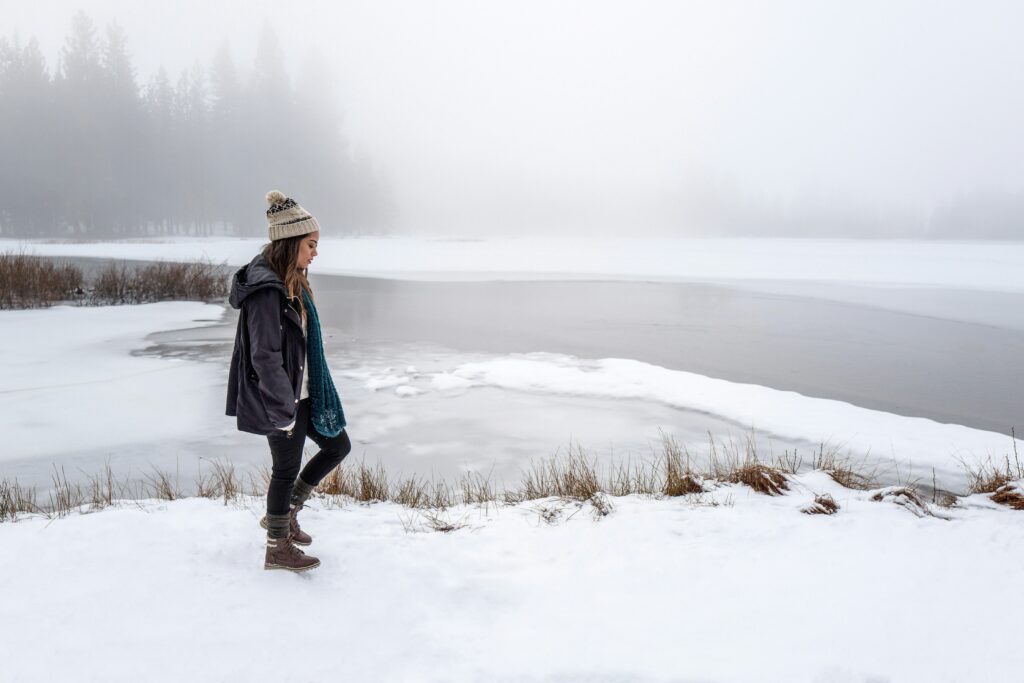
421, 509, 469, 532
517, 459, 552, 501
243, 469, 268, 498
586, 491, 614, 518
459, 470, 496, 507
531, 502, 563, 525
990, 482, 1024, 510
729, 461, 789, 495
606, 457, 659, 497
192, 458, 241, 504
519, 442, 602, 502
660, 432, 704, 496
961, 459, 1018, 494
959, 457, 1023, 498
705, 432, 788, 495
354, 460, 391, 503
316, 465, 351, 497
870, 486, 935, 518
394, 474, 453, 510
256, 464, 272, 493
776, 441, 878, 490
801, 493, 840, 515
0, 479, 39, 521
84, 459, 129, 509
398, 509, 469, 533
394, 474, 430, 509
958, 430, 1023, 498
195, 465, 219, 499
512, 442, 616, 518
143, 464, 181, 501
210, 458, 241, 504
554, 442, 602, 502
48, 465, 85, 517
826, 465, 878, 491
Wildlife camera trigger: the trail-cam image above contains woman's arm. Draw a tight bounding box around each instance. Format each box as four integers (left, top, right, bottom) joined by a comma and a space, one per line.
246, 287, 296, 429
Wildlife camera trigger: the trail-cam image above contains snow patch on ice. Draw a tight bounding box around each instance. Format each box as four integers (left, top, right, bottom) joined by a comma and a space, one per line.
431, 373, 476, 391
365, 373, 409, 391
432, 352, 1021, 483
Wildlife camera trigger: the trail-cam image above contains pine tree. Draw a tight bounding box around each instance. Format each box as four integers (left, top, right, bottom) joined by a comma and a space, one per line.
0, 36, 55, 235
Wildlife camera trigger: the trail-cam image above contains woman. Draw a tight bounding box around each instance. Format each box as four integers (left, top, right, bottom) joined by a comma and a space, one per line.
225, 190, 351, 572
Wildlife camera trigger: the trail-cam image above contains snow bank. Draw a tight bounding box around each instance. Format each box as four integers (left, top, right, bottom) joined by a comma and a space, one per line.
432, 353, 1022, 487
4, 236, 1023, 291
1, 473, 1021, 682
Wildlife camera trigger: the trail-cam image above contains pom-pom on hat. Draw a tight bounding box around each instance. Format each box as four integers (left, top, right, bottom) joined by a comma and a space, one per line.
265, 190, 320, 241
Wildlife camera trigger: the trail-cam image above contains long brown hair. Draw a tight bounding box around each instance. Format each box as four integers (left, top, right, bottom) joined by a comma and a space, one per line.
261, 236, 314, 317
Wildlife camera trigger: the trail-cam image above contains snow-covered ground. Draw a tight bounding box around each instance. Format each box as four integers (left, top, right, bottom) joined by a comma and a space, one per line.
3, 473, 1022, 682
4, 235, 1024, 291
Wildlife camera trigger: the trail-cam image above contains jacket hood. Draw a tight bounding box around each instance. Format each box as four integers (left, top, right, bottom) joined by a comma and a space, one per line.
228, 253, 286, 309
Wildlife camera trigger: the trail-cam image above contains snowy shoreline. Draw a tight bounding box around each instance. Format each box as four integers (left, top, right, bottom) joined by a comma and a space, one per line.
1, 302, 1019, 493
4, 303, 1019, 491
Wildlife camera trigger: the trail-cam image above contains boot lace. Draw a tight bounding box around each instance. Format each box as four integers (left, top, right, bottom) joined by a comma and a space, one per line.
289, 503, 305, 535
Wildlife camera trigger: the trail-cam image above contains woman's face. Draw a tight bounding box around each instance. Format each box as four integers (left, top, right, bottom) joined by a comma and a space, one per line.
296, 231, 319, 270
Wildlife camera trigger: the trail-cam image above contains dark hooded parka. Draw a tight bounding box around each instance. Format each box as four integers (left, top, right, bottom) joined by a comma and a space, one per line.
225, 253, 307, 435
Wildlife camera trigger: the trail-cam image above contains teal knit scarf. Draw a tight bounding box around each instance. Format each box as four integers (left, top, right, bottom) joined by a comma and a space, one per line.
302, 290, 346, 437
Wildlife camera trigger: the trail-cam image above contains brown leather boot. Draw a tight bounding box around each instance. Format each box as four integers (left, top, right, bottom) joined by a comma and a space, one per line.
259, 504, 312, 546
264, 533, 320, 572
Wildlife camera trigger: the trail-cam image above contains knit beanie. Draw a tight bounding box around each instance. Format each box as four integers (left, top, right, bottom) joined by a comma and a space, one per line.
266, 190, 320, 241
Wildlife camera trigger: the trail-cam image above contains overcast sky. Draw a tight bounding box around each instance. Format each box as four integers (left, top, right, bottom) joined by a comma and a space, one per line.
5, 0, 1024, 235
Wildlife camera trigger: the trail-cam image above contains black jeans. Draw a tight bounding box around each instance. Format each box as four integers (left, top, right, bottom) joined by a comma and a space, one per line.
266, 397, 352, 515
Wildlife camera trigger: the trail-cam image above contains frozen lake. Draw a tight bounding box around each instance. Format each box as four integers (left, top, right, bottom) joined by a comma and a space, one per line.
3, 251, 1021, 497
308, 272, 1024, 436
48, 254, 1024, 435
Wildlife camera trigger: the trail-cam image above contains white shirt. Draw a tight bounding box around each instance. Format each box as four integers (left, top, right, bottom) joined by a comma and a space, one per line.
299, 310, 310, 401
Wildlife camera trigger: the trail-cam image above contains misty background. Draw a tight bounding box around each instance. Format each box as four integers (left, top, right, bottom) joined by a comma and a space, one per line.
2, 0, 1023, 239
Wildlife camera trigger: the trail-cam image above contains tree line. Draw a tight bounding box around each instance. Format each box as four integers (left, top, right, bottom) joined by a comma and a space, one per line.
0, 12, 392, 238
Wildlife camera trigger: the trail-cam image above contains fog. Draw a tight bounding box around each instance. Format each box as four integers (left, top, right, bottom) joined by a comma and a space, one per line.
4, 0, 1024, 238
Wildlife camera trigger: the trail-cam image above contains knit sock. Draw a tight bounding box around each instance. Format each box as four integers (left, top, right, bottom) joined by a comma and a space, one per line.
290, 477, 315, 507
265, 513, 291, 539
